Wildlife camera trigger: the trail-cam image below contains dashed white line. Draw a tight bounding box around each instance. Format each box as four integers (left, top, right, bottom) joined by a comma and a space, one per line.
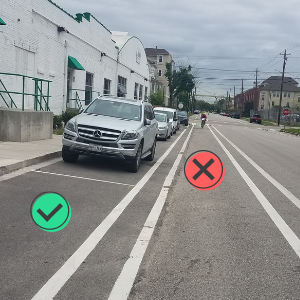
31, 128, 188, 300
211, 125, 300, 210
208, 126, 300, 261
32, 170, 135, 187
108, 125, 194, 300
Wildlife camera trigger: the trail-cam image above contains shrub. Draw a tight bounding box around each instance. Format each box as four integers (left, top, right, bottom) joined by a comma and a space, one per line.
62, 110, 78, 124
53, 115, 63, 129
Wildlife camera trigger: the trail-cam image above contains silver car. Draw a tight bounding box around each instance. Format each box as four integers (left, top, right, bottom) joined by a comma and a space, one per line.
155, 112, 172, 141
62, 96, 158, 172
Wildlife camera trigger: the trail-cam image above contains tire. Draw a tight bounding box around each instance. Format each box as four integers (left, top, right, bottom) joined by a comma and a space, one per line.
250, 120, 253, 123
62, 147, 79, 163
128, 143, 142, 173
146, 139, 156, 161
163, 134, 168, 141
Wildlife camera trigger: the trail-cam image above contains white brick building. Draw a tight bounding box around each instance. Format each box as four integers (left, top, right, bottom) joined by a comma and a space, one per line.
0, 0, 150, 115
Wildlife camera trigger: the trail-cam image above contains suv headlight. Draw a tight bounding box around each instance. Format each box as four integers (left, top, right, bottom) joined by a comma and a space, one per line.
65, 121, 77, 133
159, 126, 166, 129
121, 130, 139, 140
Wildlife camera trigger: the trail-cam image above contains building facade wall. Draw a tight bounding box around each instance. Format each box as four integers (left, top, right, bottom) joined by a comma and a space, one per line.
147, 53, 172, 106
259, 90, 300, 110
0, 0, 150, 115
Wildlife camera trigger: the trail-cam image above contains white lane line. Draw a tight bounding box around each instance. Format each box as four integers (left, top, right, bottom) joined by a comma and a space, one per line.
0, 158, 61, 182
31, 128, 188, 300
108, 125, 194, 300
211, 125, 300, 210
208, 126, 300, 260
32, 170, 135, 187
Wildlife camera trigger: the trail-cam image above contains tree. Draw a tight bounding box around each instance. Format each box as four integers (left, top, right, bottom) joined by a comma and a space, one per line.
149, 90, 164, 106
165, 63, 195, 108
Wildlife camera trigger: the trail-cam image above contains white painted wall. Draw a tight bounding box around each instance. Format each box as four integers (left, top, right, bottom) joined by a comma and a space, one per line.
112, 32, 150, 100
0, 0, 150, 115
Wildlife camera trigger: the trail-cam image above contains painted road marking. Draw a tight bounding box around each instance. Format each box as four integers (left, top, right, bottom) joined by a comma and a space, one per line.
33, 170, 135, 187
0, 158, 61, 182
211, 125, 300, 211
108, 125, 194, 300
31, 128, 188, 300
208, 125, 300, 262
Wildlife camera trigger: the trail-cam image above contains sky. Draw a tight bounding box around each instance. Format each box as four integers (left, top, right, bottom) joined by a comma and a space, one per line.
53, 0, 300, 102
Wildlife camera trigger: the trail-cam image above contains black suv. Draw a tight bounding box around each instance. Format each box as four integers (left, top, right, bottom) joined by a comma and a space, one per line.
177, 110, 189, 126
231, 113, 240, 119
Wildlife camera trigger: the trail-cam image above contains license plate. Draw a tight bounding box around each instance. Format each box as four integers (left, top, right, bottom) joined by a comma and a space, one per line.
89, 144, 103, 152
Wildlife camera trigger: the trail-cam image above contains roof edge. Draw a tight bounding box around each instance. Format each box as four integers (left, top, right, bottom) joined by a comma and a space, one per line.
47, 0, 79, 22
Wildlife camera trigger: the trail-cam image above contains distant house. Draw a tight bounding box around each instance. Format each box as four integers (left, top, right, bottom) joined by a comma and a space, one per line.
234, 76, 300, 112
258, 76, 300, 110
145, 48, 173, 106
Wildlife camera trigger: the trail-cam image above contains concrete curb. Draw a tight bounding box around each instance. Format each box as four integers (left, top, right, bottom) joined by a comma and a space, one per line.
0, 151, 61, 176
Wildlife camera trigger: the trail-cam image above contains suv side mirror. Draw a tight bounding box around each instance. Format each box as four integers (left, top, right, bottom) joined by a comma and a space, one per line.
79, 108, 84, 114
144, 118, 151, 126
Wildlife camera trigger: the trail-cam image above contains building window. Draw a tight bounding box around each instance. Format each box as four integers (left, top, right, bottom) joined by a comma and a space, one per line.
298, 94, 300, 102
272, 101, 274, 107
158, 55, 163, 63
103, 78, 111, 95
272, 91, 276, 97
288, 92, 291, 98
277, 91, 279, 97
284, 92, 287, 97
261, 105, 264, 109
134, 83, 139, 100
85, 72, 93, 105
158, 70, 162, 76
139, 85, 143, 100
117, 76, 127, 97
144, 87, 148, 100
261, 93, 265, 100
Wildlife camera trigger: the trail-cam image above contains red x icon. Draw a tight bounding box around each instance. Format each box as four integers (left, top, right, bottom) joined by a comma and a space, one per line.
184, 150, 225, 191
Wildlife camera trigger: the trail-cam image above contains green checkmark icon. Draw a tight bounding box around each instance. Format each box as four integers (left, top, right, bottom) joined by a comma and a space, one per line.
31, 192, 71, 232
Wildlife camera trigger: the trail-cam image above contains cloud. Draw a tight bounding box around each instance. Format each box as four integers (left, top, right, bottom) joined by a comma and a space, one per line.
52, 0, 300, 97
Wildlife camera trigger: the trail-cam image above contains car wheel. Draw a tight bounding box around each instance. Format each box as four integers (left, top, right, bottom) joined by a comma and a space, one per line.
145, 139, 156, 161
62, 147, 79, 163
173, 129, 177, 134
163, 134, 168, 141
250, 120, 253, 123
128, 143, 142, 173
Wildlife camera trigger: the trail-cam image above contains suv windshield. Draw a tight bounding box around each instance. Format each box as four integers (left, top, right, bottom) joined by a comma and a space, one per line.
253, 114, 261, 118
177, 111, 187, 116
155, 110, 173, 119
85, 99, 141, 121
155, 114, 166, 122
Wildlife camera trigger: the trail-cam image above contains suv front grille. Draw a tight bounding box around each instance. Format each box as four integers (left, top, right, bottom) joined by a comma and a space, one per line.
77, 124, 121, 141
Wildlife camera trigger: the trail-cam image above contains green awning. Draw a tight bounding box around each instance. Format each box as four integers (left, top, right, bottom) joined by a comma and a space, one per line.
0, 17, 6, 25
68, 56, 85, 70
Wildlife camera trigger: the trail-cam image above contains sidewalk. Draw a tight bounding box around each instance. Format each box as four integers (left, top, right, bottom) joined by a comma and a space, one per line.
0, 135, 62, 176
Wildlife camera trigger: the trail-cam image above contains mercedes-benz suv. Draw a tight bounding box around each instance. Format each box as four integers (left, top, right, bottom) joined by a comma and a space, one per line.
62, 96, 158, 172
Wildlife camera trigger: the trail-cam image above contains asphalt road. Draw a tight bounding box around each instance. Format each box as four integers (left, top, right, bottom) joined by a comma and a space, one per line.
1, 114, 300, 300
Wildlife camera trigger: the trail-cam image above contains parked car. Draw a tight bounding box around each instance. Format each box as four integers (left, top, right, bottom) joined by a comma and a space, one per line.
194, 110, 200, 114
62, 96, 158, 173
154, 107, 178, 134
231, 113, 240, 119
177, 110, 189, 126
250, 114, 262, 124
155, 112, 172, 141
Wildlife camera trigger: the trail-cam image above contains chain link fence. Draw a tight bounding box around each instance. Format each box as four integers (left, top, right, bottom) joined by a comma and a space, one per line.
252, 108, 300, 125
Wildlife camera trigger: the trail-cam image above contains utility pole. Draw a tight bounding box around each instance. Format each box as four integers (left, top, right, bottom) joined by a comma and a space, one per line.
277, 49, 288, 126
241, 79, 244, 113
234, 86, 236, 109
255, 68, 258, 89
226, 91, 228, 110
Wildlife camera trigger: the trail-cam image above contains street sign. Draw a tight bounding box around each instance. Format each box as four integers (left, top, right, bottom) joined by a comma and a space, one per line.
283, 108, 290, 116
178, 103, 183, 109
